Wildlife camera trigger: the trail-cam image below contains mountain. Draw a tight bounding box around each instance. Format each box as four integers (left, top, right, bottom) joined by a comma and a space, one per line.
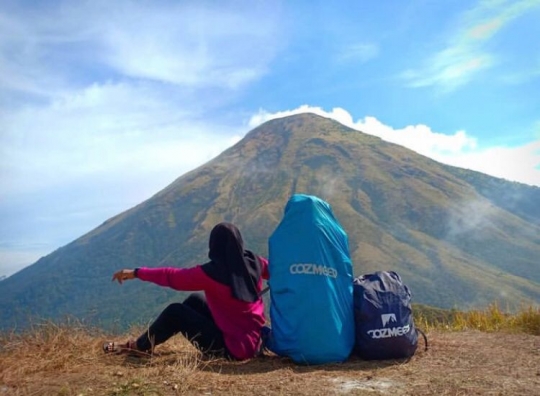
1, 113, 539, 331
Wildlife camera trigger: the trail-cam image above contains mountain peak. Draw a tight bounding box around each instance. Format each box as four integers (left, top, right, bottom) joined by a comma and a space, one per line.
246, 112, 369, 141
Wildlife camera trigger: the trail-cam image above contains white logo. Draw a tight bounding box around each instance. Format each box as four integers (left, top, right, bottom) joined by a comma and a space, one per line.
289, 263, 338, 278
367, 325, 410, 339
366, 313, 409, 339
381, 313, 397, 327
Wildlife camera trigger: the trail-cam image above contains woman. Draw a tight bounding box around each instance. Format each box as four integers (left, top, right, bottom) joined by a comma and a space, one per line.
103, 222, 269, 360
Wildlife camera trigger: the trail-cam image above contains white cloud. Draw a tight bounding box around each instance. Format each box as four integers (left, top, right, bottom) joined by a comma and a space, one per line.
0, 81, 242, 199
101, 3, 279, 88
249, 105, 355, 130
499, 57, 540, 84
403, 0, 540, 91
336, 43, 379, 64
0, 0, 283, 101
249, 105, 540, 187
438, 140, 540, 186
403, 52, 494, 91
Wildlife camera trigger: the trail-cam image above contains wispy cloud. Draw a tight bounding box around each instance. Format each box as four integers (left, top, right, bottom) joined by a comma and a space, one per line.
402, 52, 494, 91
402, 0, 540, 91
499, 54, 540, 84
0, 81, 242, 198
249, 105, 540, 187
100, 3, 280, 88
336, 43, 379, 64
0, 0, 283, 103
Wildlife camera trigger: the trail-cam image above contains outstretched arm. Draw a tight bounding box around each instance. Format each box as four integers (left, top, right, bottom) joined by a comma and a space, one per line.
112, 266, 208, 291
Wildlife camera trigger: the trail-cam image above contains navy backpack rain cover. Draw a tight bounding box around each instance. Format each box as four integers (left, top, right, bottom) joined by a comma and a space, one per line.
266, 194, 354, 364
353, 271, 418, 360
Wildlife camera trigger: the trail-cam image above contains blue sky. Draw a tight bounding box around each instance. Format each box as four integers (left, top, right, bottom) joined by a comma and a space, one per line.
1, 0, 539, 277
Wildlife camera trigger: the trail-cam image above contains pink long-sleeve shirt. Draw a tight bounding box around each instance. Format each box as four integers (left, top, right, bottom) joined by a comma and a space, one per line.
137, 257, 269, 360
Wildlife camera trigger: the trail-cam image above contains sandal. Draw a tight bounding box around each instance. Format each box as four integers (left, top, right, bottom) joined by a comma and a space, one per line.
103, 340, 137, 355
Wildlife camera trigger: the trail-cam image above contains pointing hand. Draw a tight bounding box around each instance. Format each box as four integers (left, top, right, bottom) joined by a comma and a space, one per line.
112, 269, 135, 284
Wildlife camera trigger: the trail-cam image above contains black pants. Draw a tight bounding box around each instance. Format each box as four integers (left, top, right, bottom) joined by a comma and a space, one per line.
135, 292, 230, 358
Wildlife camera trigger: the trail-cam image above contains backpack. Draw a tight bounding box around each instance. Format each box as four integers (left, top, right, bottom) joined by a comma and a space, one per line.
353, 271, 427, 360
265, 194, 355, 364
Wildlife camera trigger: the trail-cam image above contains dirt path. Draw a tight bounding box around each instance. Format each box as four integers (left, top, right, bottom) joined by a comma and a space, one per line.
1, 330, 539, 395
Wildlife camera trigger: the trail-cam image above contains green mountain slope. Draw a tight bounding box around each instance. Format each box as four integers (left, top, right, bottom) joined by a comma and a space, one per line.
1, 113, 539, 331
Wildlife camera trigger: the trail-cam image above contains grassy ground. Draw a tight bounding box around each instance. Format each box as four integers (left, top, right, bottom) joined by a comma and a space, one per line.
414, 303, 540, 335
1, 305, 539, 395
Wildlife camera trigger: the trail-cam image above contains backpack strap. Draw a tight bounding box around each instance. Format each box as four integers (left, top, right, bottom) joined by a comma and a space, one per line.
417, 328, 429, 352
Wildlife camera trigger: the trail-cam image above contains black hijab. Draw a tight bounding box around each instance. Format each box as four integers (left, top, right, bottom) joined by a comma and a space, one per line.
201, 222, 262, 303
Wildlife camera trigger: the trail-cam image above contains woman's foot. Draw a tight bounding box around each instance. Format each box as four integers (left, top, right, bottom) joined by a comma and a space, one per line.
102, 340, 141, 355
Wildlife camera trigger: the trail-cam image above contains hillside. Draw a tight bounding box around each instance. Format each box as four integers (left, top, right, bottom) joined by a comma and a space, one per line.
1, 325, 538, 395
1, 113, 539, 331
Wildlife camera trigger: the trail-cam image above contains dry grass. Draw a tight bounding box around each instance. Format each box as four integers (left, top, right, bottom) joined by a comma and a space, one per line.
1, 321, 539, 395
415, 304, 540, 335
1, 305, 540, 395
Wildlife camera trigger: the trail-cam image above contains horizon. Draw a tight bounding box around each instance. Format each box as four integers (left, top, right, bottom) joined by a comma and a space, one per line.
1, 0, 539, 277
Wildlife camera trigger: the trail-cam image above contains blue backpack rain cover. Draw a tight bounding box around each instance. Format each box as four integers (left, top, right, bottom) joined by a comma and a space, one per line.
353, 271, 419, 360
266, 194, 354, 364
